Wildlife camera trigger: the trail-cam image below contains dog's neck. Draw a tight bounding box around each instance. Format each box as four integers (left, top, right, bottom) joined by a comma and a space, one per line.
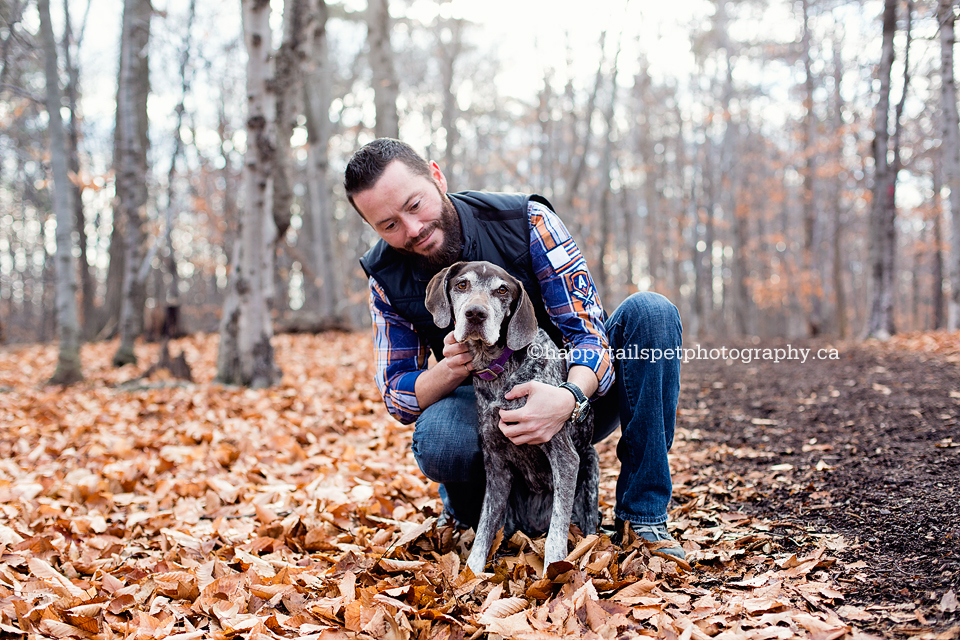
464, 339, 509, 370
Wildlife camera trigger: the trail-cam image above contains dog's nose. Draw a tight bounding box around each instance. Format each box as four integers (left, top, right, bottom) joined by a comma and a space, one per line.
464, 305, 488, 322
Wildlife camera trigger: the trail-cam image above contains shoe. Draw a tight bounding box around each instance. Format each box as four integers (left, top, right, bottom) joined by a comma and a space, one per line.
614, 518, 686, 560
436, 509, 468, 531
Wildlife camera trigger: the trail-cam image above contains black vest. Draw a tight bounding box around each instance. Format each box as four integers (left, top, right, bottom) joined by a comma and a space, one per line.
359, 191, 565, 361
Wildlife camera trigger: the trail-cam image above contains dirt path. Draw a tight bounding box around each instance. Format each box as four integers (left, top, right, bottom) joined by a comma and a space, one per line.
676, 336, 960, 635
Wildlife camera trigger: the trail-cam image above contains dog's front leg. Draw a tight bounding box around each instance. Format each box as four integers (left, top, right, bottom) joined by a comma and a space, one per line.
572, 444, 600, 535
467, 455, 512, 574
541, 431, 580, 567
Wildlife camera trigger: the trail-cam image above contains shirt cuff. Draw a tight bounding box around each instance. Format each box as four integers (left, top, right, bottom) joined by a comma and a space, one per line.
384, 369, 425, 423
565, 343, 613, 397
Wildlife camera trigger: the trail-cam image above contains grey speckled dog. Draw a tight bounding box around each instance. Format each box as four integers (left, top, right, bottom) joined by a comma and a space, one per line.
425, 260, 599, 574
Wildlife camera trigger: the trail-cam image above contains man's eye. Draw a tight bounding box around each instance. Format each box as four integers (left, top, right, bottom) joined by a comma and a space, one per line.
410, 200, 420, 210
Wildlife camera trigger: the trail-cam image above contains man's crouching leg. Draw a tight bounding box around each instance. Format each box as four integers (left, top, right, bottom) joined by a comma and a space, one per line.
411, 385, 485, 529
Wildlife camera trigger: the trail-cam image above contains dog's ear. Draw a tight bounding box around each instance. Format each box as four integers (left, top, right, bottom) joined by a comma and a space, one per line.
425, 262, 461, 328
506, 282, 539, 350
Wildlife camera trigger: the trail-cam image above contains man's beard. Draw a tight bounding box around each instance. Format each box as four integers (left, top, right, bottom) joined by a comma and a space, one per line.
399, 193, 462, 272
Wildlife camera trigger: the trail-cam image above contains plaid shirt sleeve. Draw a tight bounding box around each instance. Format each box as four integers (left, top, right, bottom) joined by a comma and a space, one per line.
369, 277, 431, 424
528, 200, 614, 397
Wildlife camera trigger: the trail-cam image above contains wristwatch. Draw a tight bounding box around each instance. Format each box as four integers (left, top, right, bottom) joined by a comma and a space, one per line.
559, 382, 590, 423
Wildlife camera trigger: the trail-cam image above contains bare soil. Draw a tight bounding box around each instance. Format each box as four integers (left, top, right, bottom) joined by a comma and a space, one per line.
678, 336, 960, 635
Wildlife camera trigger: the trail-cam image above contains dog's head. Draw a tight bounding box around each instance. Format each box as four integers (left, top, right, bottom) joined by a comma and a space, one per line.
425, 261, 538, 350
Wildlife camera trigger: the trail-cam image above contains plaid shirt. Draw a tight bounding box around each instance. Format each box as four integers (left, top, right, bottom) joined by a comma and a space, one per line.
369, 200, 614, 424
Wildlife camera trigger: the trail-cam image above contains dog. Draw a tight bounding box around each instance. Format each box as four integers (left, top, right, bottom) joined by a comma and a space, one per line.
425, 260, 599, 574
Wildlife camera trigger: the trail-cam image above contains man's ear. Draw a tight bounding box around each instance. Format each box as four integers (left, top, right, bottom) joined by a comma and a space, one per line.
506, 283, 538, 350
430, 161, 448, 193
425, 262, 461, 328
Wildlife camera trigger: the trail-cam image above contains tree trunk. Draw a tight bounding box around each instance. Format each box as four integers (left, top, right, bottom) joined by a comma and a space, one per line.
216, 0, 281, 389
864, 0, 898, 340
159, 0, 196, 340
439, 17, 463, 179
933, 156, 945, 329
941, 0, 960, 330
565, 31, 606, 218
596, 35, 622, 304
635, 60, 658, 292
273, 0, 303, 251
367, 0, 399, 138
39, 0, 82, 384
303, 0, 340, 321
62, 0, 97, 340
716, 2, 744, 336
112, 0, 151, 366
801, 0, 822, 336
831, 31, 848, 338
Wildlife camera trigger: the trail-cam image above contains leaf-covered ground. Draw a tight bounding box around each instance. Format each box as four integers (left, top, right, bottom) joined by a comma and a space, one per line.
0, 332, 956, 639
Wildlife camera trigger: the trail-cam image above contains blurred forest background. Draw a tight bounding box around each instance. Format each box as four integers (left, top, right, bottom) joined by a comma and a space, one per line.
1, 0, 958, 385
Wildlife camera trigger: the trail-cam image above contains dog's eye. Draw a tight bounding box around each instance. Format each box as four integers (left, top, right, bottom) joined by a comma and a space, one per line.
456, 281, 467, 291
497, 285, 508, 295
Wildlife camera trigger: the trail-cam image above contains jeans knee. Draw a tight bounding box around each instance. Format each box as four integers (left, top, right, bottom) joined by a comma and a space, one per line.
610, 292, 682, 348
412, 417, 482, 484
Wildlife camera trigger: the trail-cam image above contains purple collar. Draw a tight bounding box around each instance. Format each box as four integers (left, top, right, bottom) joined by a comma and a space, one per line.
473, 347, 514, 380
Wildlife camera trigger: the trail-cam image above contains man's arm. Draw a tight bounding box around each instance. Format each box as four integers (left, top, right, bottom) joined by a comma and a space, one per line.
369, 278, 432, 424
413, 331, 474, 407
370, 278, 476, 422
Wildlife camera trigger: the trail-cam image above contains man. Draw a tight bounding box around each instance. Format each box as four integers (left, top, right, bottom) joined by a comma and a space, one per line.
345, 138, 685, 559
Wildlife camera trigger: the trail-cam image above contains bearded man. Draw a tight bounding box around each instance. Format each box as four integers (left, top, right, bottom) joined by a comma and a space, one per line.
345, 138, 685, 559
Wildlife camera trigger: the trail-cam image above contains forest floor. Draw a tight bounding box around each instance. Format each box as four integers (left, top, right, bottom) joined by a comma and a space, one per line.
679, 333, 960, 638
0, 330, 957, 639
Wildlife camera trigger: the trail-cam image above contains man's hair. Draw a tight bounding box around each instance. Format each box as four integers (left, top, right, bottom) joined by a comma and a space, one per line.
343, 138, 432, 212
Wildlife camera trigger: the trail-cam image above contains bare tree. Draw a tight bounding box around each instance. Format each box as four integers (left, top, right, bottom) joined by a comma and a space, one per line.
596, 32, 623, 303
941, 0, 960, 330
273, 0, 303, 255
216, 0, 281, 388
39, 0, 82, 384
156, 0, 197, 341
61, 0, 96, 339
830, 30, 848, 338
302, 0, 341, 321
439, 17, 463, 174
801, 0, 822, 336
112, 0, 152, 365
864, 0, 901, 340
367, 0, 399, 138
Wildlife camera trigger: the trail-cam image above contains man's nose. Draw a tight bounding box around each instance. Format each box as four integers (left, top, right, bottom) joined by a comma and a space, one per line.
403, 216, 424, 238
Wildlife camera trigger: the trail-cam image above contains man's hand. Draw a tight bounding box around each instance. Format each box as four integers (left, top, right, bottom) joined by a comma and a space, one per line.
498, 381, 576, 445
440, 331, 473, 377
414, 332, 473, 409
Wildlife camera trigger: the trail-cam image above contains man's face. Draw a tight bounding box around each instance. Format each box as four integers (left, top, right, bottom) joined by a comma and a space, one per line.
353, 160, 462, 270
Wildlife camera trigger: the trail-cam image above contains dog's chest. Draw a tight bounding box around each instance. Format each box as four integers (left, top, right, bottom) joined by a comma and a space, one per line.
471, 333, 567, 492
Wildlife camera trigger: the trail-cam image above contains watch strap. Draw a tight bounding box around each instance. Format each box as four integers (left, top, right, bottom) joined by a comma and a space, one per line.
559, 382, 589, 422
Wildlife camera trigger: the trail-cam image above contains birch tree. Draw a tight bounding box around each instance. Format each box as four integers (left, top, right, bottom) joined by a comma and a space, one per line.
112, 0, 152, 365
39, 0, 82, 384
216, 0, 281, 388
864, 0, 898, 339
941, 0, 960, 330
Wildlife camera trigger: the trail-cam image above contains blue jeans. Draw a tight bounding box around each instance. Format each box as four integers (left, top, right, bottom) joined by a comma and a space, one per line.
410, 292, 682, 528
